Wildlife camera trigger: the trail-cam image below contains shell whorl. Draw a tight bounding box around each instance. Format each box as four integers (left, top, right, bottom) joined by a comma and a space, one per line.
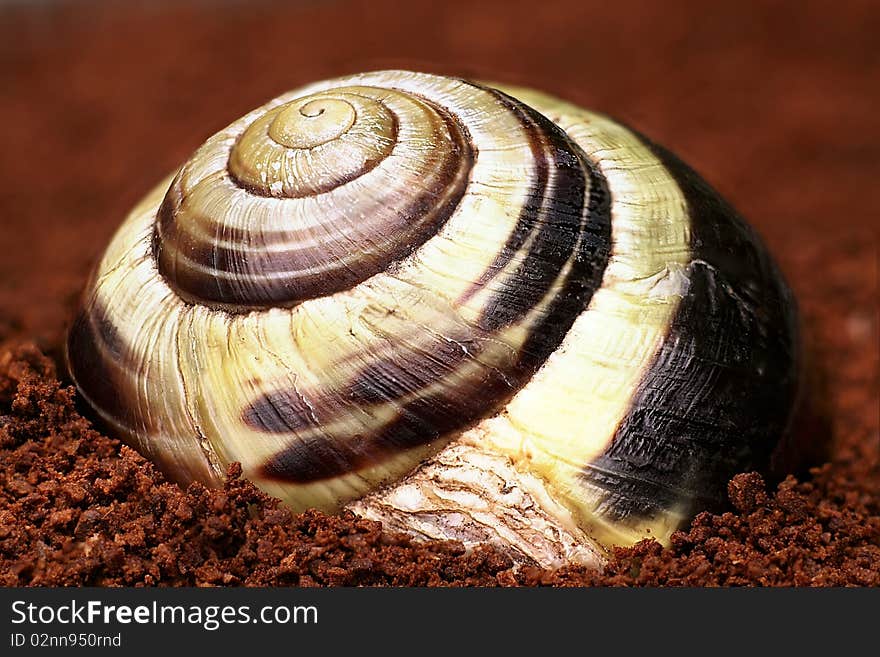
155, 83, 479, 309
67, 71, 799, 562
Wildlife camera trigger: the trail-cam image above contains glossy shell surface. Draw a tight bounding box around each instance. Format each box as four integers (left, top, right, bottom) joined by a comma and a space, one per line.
67, 71, 799, 554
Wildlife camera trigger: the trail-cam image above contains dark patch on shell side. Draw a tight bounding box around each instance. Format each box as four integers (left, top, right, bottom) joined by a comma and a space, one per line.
580, 139, 800, 527
251, 93, 612, 484
65, 298, 148, 436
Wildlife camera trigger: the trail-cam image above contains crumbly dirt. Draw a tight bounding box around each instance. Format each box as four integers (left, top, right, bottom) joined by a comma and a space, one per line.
0, 0, 877, 586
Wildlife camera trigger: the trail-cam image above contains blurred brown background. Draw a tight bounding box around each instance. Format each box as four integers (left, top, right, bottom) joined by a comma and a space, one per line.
0, 0, 876, 352
0, 0, 876, 587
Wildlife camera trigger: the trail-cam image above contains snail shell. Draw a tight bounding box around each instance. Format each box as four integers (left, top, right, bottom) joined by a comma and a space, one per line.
66, 71, 799, 567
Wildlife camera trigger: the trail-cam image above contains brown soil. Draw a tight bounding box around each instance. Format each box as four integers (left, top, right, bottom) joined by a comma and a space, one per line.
0, 0, 877, 586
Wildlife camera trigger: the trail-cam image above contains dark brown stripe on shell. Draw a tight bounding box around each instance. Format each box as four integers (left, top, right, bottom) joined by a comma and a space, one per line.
250, 95, 612, 484
472, 89, 611, 363
254, 336, 524, 482
65, 296, 149, 436
155, 103, 472, 311
579, 137, 799, 525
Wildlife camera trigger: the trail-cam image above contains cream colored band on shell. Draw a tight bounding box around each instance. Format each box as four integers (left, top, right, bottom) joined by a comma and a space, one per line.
472, 85, 691, 547
71, 72, 690, 551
